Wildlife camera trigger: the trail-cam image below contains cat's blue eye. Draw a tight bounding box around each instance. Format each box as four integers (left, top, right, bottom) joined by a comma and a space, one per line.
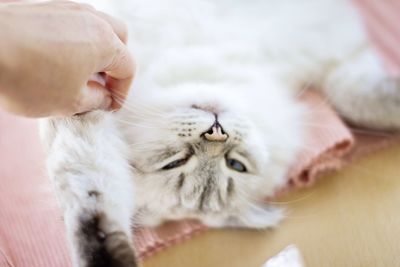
162, 158, 188, 170
226, 158, 247, 173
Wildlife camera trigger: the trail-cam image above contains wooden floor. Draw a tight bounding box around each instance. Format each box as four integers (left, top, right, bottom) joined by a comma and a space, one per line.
143, 144, 400, 267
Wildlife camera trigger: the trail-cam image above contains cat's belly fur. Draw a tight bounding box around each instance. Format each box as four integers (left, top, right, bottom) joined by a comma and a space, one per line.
84, 0, 365, 93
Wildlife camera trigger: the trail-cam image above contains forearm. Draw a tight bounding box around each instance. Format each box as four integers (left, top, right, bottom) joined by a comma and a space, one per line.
0, 8, 24, 114
0, 7, 38, 115
0, 5, 19, 100
0, 3, 65, 116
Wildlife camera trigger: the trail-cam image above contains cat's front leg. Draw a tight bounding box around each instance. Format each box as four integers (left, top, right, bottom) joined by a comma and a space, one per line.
40, 111, 138, 267
322, 47, 400, 130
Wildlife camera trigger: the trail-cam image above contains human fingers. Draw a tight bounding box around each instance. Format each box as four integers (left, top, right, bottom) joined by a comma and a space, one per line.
51, 1, 128, 43
101, 40, 135, 110
74, 81, 112, 114
91, 9, 129, 44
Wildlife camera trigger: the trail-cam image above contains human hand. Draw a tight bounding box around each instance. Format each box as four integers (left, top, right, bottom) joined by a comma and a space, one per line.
0, 0, 135, 117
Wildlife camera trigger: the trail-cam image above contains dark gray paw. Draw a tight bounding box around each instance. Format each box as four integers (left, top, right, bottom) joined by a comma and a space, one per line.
78, 213, 138, 267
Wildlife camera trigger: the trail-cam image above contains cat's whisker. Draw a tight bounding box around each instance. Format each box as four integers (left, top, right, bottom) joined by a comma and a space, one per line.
114, 97, 168, 118
112, 94, 165, 116
112, 92, 170, 115
129, 143, 176, 151
281, 212, 322, 219
300, 107, 334, 116
303, 77, 365, 120
117, 113, 165, 123
347, 127, 396, 137
299, 84, 343, 112
114, 112, 167, 125
119, 115, 169, 126
125, 103, 167, 117
128, 139, 174, 147
233, 186, 273, 205
342, 161, 383, 177
298, 90, 343, 118
114, 120, 159, 129
295, 79, 314, 99
232, 175, 316, 208
128, 138, 175, 146
264, 190, 317, 205
122, 111, 167, 121
114, 118, 167, 129
129, 142, 177, 150
117, 105, 167, 119
128, 139, 172, 149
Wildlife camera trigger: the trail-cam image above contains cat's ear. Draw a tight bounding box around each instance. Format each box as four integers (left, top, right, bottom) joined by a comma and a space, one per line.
206, 204, 284, 229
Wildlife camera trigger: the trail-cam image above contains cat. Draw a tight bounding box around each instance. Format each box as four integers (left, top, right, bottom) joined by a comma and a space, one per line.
40, 0, 400, 266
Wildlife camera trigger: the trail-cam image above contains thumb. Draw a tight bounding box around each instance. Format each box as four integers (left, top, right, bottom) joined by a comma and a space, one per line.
75, 81, 112, 114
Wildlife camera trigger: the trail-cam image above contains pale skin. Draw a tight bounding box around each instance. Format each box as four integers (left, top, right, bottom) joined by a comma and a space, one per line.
0, 1, 135, 117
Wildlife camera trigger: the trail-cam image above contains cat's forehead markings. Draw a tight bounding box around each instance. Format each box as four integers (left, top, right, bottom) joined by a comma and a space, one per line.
227, 177, 235, 196
176, 173, 185, 191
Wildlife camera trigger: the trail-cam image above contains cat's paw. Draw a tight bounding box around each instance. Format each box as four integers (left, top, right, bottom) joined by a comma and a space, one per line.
77, 213, 138, 267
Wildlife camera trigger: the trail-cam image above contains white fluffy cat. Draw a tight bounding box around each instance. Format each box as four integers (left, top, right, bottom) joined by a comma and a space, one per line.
40, 0, 400, 266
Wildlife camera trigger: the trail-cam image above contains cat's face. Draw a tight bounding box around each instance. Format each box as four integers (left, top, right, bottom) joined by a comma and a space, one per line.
121, 83, 301, 226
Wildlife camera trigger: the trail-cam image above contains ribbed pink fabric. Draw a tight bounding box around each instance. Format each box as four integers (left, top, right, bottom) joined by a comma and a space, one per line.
353, 0, 400, 76
0, 0, 399, 266
0, 115, 72, 267
287, 90, 355, 188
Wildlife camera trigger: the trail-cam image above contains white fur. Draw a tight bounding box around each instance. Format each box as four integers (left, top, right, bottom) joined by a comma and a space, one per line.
40, 0, 400, 266
40, 113, 136, 266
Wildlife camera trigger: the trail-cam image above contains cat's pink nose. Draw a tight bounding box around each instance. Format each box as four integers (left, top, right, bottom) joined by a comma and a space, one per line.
202, 122, 228, 142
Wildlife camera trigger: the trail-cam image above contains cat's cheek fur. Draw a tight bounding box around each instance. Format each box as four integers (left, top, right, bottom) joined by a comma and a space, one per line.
39, 111, 138, 267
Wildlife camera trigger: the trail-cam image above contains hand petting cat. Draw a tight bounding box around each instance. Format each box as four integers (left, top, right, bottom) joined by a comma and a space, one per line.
0, 1, 135, 117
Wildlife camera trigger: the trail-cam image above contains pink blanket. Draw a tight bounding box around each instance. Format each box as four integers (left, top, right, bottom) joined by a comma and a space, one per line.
0, 0, 399, 266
